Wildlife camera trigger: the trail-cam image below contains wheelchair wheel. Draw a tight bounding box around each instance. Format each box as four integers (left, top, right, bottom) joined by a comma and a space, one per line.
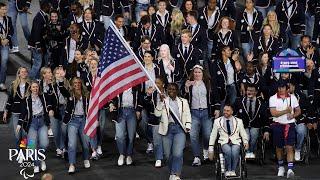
304, 133, 311, 165
256, 138, 266, 165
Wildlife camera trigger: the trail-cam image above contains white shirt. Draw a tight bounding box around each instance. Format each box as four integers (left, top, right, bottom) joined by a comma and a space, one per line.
245, 9, 254, 26
32, 96, 43, 115
122, 88, 134, 107
19, 83, 26, 97
224, 59, 235, 85
191, 81, 208, 109
74, 98, 84, 115
145, 64, 156, 91
286, 0, 294, 17
208, 7, 218, 28
269, 94, 299, 124
137, 0, 149, 4
162, 59, 173, 83
68, 38, 77, 63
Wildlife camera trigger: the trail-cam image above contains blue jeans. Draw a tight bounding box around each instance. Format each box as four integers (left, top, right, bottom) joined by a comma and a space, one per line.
241, 41, 254, 58
0, 46, 9, 83
50, 116, 64, 150
141, 109, 153, 143
284, 29, 302, 49
190, 109, 212, 157
135, 3, 148, 22
27, 116, 49, 166
90, 109, 107, 149
221, 143, 240, 171
102, 15, 111, 30
29, 48, 46, 79
295, 123, 307, 151
7, 0, 30, 47
162, 123, 186, 175
115, 108, 137, 156
9, 113, 25, 148
256, 6, 274, 19
305, 13, 315, 37
67, 116, 90, 164
245, 128, 259, 153
152, 125, 163, 160
220, 84, 237, 112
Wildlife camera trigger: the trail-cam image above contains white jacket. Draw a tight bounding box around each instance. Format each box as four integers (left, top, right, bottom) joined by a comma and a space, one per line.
209, 116, 248, 149
154, 97, 192, 135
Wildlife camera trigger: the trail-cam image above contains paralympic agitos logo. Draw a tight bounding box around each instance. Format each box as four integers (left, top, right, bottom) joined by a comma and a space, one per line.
9, 148, 46, 179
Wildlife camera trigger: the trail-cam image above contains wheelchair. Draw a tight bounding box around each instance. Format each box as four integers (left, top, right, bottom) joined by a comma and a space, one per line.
214, 143, 247, 180
255, 131, 267, 165
299, 128, 311, 164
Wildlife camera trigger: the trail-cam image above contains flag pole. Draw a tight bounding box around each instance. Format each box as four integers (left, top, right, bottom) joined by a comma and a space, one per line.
109, 21, 184, 127
109, 21, 162, 94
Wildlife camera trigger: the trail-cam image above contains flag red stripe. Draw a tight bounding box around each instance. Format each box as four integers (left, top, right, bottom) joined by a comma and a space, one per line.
83, 114, 98, 133
100, 76, 148, 107
102, 59, 136, 79
99, 63, 142, 85
99, 68, 144, 95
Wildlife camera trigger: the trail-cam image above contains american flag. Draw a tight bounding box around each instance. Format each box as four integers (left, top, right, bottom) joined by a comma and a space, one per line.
84, 23, 148, 137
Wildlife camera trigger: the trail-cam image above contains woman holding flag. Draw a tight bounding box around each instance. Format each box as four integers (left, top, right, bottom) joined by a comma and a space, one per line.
155, 83, 192, 180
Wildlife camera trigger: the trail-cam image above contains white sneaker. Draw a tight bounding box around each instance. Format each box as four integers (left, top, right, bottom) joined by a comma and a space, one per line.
40, 161, 46, 171
34, 166, 40, 173
155, 160, 162, 168
84, 160, 90, 168
97, 146, 103, 155
146, 143, 153, 153
48, 128, 54, 137
118, 155, 125, 166
192, 157, 201, 166
245, 152, 251, 159
10, 46, 19, 53
169, 175, 176, 180
295, 150, 301, 161
225, 171, 232, 177
126, 156, 133, 165
287, 169, 295, 179
90, 151, 98, 160
56, 149, 63, 157
68, 165, 75, 174
174, 176, 181, 180
277, 166, 285, 177
0, 83, 7, 90
135, 133, 140, 139
251, 153, 256, 159
230, 171, 237, 176
203, 149, 209, 160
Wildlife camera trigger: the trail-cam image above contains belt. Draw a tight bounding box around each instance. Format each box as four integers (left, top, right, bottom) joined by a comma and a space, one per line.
192, 108, 208, 111
32, 114, 43, 119
226, 83, 235, 87
73, 115, 85, 118
120, 107, 134, 109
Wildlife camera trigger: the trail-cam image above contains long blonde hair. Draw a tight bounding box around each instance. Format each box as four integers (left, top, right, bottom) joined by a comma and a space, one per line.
263, 11, 280, 38
11, 67, 30, 98
170, 8, 185, 36
70, 77, 89, 100
158, 44, 174, 62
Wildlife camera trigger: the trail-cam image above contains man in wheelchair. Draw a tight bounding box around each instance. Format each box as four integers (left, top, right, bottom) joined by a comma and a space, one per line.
269, 80, 301, 178
208, 104, 249, 177
234, 84, 270, 159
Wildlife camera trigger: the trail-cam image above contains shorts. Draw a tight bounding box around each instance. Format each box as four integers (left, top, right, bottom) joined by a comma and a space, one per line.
271, 123, 296, 148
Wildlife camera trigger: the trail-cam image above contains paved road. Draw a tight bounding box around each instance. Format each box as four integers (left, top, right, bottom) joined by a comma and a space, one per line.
0, 122, 320, 180
1, 1, 320, 179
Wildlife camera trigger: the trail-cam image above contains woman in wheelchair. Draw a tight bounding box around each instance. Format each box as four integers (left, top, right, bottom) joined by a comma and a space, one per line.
208, 104, 249, 177
234, 84, 270, 159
